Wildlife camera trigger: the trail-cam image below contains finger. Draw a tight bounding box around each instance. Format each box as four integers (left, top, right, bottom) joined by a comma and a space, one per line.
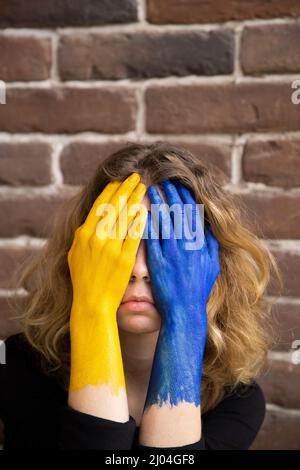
160, 179, 182, 206
92, 172, 142, 245
175, 182, 205, 248
145, 209, 162, 262
83, 180, 121, 233
122, 205, 148, 257
115, 183, 147, 249
160, 179, 189, 244
104, 172, 142, 236
147, 185, 174, 251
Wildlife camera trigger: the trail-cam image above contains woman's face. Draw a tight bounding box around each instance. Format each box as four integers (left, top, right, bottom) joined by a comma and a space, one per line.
117, 191, 161, 334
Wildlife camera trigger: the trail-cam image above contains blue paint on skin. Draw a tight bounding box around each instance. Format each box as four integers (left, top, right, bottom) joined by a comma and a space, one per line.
144, 179, 220, 409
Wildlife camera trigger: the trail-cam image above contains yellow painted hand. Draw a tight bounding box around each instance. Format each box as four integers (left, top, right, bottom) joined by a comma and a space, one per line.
68, 172, 147, 394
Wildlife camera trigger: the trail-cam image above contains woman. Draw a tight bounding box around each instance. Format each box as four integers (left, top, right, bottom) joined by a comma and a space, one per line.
0, 141, 280, 449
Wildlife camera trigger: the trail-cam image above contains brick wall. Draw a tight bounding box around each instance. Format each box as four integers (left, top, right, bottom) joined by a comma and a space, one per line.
0, 0, 300, 450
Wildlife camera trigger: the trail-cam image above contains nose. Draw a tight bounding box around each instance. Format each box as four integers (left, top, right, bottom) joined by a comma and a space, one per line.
129, 239, 150, 283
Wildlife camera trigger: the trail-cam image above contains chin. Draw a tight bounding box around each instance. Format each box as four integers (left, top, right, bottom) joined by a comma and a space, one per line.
117, 308, 161, 334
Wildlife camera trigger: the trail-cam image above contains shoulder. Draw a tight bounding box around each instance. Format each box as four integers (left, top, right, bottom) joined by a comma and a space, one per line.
202, 381, 265, 449
3, 332, 34, 356
0, 334, 67, 448
0, 333, 44, 381
0, 333, 67, 416
219, 381, 265, 417
0, 333, 34, 379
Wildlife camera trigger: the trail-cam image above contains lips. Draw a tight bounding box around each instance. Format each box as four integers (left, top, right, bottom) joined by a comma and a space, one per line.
120, 297, 155, 313
121, 295, 154, 305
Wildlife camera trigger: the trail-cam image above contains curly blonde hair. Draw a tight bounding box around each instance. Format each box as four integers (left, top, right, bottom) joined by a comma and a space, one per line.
10, 141, 281, 413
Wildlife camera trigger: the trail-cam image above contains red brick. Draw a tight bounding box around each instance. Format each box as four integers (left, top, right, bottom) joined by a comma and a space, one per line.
0, 246, 37, 289
268, 249, 300, 297
0, 0, 137, 27
271, 301, 300, 352
259, 360, 300, 409
0, 193, 73, 238
252, 407, 300, 449
0, 88, 137, 134
0, 35, 51, 81
243, 139, 300, 188
146, 83, 300, 134
61, 140, 231, 186
0, 142, 52, 186
61, 141, 131, 186
58, 30, 234, 80
0, 296, 22, 339
241, 24, 300, 75
237, 192, 300, 239
147, 0, 300, 24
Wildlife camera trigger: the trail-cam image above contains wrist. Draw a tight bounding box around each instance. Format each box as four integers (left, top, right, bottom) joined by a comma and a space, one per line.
145, 332, 203, 409
69, 345, 126, 393
69, 313, 125, 393
159, 309, 207, 350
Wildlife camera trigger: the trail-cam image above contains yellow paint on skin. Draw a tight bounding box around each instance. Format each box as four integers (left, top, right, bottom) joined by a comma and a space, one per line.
68, 172, 148, 394
69, 313, 126, 394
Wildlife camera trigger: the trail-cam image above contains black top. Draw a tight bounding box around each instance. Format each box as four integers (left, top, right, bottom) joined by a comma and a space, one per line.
0, 334, 266, 450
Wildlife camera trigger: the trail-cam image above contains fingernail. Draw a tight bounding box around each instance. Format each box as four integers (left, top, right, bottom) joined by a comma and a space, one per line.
129, 172, 140, 183
137, 183, 146, 193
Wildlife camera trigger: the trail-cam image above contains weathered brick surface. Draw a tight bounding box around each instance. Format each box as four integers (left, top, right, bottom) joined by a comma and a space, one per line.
58, 30, 234, 80
252, 408, 300, 450
61, 141, 128, 186
0, 193, 72, 238
241, 24, 300, 75
146, 83, 300, 134
242, 139, 300, 188
238, 192, 300, 239
259, 360, 300, 410
147, 0, 300, 24
0, 35, 51, 81
0, 88, 137, 134
0, 0, 138, 27
0, 246, 37, 289
0, 142, 52, 186
271, 301, 300, 352
0, 296, 22, 339
268, 249, 300, 297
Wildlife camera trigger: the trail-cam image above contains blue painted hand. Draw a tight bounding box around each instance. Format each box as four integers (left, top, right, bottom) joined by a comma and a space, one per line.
144, 179, 220, 409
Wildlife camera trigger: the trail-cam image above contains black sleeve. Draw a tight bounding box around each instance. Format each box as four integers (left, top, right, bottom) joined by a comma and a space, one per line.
0, 334, 66, 449
59, 405, 137, 450
200, 382, 266, 449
